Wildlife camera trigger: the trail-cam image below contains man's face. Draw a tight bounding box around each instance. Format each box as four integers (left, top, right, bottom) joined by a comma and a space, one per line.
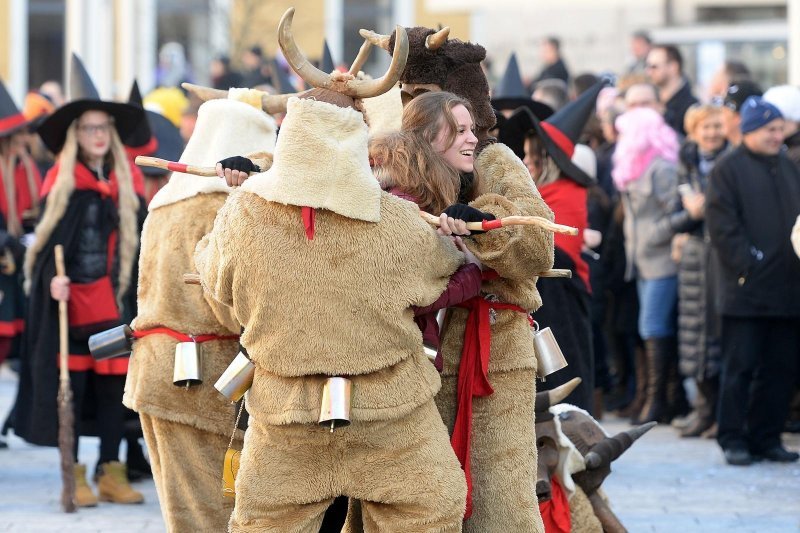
540, 41, 558, 64
631, 37, 650, 60
743, 118, 786, 155
645, 49, 673, 87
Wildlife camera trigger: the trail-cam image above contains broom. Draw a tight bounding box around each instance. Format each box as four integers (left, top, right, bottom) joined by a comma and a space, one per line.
54, 244, 76, 512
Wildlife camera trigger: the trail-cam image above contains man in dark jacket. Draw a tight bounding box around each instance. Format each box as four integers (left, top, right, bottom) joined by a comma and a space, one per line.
706, 96, 800, 466
534, 36, 570, 85
646, 45, 698, 136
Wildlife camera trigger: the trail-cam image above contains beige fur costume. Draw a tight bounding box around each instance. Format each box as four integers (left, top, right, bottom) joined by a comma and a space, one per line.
123, 95, 276, 532
435, 142, 555, 533
195, 96, 467, 532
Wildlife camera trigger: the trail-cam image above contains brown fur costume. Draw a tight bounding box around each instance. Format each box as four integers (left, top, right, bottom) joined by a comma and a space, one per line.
195, 97, 467, 532
569, 485, 603, 533
124, 97, 277, 532
388, 28, 495, 140
435, 142, 555, 533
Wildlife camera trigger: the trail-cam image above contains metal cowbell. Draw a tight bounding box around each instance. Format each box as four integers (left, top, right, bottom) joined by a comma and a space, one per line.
173, 341, 203, 387
88, 325, 133, 361
532, 322, 568, 380
319, 376, 352, 432
214, 351, 255, 403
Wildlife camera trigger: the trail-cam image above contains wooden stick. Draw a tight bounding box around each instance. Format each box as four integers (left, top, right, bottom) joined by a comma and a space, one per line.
135, 156, 218, 177
184, 273, 201, 285
419, 211, 578, 236
54, 245, 76, 513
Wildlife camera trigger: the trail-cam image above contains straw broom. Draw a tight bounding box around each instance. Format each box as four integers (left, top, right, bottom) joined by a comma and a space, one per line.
54, 245, 76, 512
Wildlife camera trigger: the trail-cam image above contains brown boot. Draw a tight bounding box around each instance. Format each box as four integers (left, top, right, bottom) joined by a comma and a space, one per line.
73, 463, 98, 507
95, 461, 144, 504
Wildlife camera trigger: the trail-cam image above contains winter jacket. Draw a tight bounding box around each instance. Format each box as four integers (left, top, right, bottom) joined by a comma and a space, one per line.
706, 145, 800, 317
663, 81, 698, 137
785, 130, 800, 169
621, 157, 681, 281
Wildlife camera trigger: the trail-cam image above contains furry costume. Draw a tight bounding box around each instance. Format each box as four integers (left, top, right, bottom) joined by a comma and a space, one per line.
196, 96, 467, 532
434, 142, 554, 533
123, 96, 276, 532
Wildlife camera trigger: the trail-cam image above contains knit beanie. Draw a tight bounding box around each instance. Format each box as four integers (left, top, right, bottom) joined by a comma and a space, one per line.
740, 96, 783, 134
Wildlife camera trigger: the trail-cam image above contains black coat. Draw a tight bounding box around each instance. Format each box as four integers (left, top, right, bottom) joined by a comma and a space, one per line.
706, 145, 800, 318
663, 81, 698, 137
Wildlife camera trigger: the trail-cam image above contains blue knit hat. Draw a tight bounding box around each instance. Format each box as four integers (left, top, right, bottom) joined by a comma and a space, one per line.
740, 96, 783, 134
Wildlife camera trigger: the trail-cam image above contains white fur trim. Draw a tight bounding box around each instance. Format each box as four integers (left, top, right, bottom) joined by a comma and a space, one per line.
148, 99, 277, 211
362, 85, 403, 136
242, 97, 380, 223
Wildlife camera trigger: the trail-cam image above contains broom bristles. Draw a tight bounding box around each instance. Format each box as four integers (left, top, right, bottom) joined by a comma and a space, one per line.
57, 380, 76, 513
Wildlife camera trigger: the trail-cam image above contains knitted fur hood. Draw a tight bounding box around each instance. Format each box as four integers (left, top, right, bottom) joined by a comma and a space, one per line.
243, 97, 381, 222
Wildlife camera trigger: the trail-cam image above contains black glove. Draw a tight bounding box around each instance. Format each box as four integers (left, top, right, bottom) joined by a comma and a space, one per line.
443, 204, 496, 223
217, 156, 260, 174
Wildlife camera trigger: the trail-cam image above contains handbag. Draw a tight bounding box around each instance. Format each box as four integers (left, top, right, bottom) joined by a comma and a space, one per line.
67, 275, 120, 338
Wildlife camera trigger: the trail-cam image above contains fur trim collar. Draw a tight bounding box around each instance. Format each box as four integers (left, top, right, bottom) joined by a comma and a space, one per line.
242, 97, 381, 222
149, 99, 277, 211
549, 403, 609, 500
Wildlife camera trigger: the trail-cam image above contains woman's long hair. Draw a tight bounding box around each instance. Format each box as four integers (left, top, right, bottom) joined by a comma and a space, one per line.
399, 91, 475, 207
612, 107, 678, 191
370, 131, 460, 214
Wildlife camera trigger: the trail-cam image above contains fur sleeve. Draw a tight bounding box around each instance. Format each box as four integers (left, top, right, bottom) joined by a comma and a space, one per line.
467, 143, 555, 280
194, 195, 240, 308
403, 215, 465, 309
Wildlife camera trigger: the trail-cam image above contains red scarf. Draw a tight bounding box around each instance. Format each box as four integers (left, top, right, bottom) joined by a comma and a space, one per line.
42, 161, 119, 202
538, 179, 590, 291
451, 273, 530, 518
0, 159, 39, 227
539, 477, 571, 533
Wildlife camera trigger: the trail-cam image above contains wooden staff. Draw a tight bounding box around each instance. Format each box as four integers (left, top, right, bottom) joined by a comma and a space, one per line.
419, 211, 578, 236
135, 156, 218, 177
54, 245, 76, 512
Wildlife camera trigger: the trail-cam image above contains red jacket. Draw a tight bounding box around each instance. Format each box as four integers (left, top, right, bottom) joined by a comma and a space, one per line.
387, 187, 483, 369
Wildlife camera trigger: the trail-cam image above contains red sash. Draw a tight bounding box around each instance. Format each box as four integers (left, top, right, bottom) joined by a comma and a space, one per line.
539, 477, 571, 533
132, 327, 240, 344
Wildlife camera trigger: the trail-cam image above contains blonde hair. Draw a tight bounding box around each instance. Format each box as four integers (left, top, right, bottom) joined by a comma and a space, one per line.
369, 131, 460, 214
24, 114, 140, 306
683, 104, 723, 140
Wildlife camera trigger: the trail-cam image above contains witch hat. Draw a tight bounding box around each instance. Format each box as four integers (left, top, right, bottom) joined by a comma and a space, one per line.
0, 79, 30, 137
492, 53, 551, 116
37, 54, 145, 154
124, 80, 184, 174
271, 58, 296, 94
504, 78, 609, 186
321, 40, 336, 73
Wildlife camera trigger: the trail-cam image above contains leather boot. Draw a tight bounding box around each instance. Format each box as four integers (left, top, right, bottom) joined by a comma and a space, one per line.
623, 344, 647, 421
95, 461, 144, 504
665, 337, 690, 421
73, 463, 98, 507
681, 378, 717, 437
635, 337, 670, 424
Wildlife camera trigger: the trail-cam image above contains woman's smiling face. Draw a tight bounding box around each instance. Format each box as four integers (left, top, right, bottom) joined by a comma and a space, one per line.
431, 104, 478, 173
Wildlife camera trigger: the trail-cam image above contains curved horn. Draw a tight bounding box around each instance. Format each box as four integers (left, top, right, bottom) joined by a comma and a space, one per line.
348, 39, 373, 76
425, 26, 450, 50
359, 29, 391, 51
345, 25, 408, 98
535, 377, 581, 414
584, 421, 656, 470
182, 82, 227, 101
278, 8, 333, 90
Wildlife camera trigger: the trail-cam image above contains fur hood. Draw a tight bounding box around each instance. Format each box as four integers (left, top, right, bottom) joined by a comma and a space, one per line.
148, 98, 277, 211
362, 85, 403, 136
242, 97, 381, 222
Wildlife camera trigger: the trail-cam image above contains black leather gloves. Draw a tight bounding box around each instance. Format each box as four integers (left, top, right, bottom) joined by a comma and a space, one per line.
217, 156, 260, 174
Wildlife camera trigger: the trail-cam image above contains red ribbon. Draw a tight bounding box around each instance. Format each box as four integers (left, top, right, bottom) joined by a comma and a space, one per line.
452, 295, 529, 518
132, 327, 239, 344
539, 477, 571, 533
302, 206, 315, 240
0, 113, 27, 133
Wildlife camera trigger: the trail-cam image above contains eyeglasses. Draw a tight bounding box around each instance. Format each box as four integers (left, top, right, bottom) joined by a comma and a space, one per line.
77, 123, 112, 136
645, 63, 660, 70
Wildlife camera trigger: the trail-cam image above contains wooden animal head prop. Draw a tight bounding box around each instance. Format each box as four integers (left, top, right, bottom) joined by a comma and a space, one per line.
361, 25, 495, 141
534, 378, 581, 502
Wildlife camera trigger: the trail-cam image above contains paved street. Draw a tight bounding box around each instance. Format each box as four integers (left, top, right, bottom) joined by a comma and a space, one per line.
0, 363, 798, 532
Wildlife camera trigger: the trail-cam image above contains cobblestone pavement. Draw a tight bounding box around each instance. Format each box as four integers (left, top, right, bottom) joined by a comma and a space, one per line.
0, 364, 798, 532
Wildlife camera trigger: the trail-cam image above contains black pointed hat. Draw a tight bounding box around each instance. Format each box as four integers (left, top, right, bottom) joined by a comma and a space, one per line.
37, 53, 145, 153
321, 40, 336, 73
545, 78, 607, 147
124, 80, 154, 149
271, 58, 296, 94
0, 78, 31, 136
492, 53, 548, 115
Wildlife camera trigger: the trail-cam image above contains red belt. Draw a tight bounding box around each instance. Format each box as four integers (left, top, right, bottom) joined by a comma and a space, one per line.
452, 294, 530, 518
132, 327, 239, 344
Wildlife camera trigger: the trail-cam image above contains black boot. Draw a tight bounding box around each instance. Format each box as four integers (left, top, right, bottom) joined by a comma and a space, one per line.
624, 344, 648, 422
635, 337, 671, 424
125, 437, 152, 481
665, 337, 690, 422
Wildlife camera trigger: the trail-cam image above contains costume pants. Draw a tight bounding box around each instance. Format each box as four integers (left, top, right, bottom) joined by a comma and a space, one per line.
70, 371, 126, 464
436, 368, 544, 533
229, 400, 465, 533
717, 316, 800, 452
140, 413, 237, 533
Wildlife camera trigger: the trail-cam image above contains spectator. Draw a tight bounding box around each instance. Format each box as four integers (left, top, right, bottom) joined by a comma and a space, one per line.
707, 60, 752, 100
628, 31, 652, 75
533, 78, 570, 112
240, 45, 270, 88
535, 36, 570, 84
572, 72, 599, 99
210, 55, 242, 90
624, 82, 661, 112
672, 104, 731, 439
721, 80, 762, 147
706, 96, 800, 466
763, 85, 800, 167
156, 42, 191, 88
613, 107, 687, 425
646, 45, 698, 136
